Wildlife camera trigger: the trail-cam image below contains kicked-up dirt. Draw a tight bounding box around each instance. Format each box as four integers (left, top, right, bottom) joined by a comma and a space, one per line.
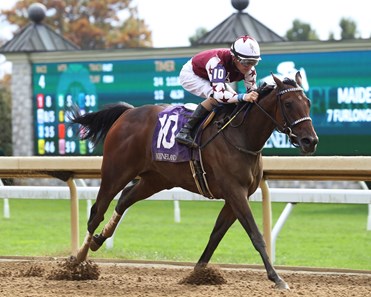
0, 258, 370, 297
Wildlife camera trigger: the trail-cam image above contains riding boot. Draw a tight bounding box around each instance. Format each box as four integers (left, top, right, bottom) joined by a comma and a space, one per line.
175, 104, 209, 148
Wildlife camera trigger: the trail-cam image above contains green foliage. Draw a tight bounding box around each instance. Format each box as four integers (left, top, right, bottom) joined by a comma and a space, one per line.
286, 17, 363, 41
1, 199, 370, 270
285, 19, 319, 41
189, 27, 208, 46
340, 17, 358, 40
0, 0, 152, 49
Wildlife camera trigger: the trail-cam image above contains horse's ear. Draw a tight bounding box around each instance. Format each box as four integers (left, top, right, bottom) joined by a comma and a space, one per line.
271, 72, 284, 89
295, 71, 303, 88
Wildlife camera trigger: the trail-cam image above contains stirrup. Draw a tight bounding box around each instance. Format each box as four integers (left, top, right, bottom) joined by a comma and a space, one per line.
175, 133, 198, 148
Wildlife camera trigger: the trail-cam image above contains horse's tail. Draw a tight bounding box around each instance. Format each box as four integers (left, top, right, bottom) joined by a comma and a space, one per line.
69, 102, 134, 146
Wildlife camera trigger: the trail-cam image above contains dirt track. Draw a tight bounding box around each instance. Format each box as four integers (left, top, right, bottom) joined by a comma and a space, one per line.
0, 259, 370, 297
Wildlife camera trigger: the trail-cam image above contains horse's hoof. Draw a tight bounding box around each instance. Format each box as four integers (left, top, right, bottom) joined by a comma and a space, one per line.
90, 234, 105, 251
274, 279, 290, 290
68, 255, 78, 263
194, 263, 207, 270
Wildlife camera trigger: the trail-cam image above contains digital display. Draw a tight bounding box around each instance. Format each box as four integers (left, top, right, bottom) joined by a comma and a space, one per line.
32, 58, 199, 155
32, 49, 371, 156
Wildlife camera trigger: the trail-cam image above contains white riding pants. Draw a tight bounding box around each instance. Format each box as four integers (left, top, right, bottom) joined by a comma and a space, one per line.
179, 59, 214, 99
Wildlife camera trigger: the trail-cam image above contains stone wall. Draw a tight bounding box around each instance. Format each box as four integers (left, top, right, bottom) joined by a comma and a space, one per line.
9, 56, 58, 185
11, 56, 33, 156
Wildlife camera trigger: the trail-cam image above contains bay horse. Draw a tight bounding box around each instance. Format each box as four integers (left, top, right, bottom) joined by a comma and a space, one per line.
71, 72, 318, 289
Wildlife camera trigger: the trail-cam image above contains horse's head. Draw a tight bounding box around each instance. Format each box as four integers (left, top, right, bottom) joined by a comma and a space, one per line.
270, 72, 318, 155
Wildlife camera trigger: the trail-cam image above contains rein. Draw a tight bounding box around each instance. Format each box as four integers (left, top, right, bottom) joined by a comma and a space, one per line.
200, 102, 263, 155
200, 86, 312, 154
199, 103, 250, 150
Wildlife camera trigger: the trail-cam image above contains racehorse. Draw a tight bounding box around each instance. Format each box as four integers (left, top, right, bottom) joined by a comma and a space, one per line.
70, 72, 318, 289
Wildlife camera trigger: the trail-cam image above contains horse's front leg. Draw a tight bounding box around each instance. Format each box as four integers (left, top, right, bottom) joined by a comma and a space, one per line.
231, 198, 289, 290
196, 202, 236, 268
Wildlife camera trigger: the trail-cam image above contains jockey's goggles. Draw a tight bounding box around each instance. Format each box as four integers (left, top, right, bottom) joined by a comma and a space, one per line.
237, 58, 259, 67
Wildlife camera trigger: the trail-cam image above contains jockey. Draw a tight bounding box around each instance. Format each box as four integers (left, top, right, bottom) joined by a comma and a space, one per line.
175, 35, 261, 148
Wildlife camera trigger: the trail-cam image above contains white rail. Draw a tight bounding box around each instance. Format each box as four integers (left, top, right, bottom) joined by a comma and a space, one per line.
1, 185, 371, 204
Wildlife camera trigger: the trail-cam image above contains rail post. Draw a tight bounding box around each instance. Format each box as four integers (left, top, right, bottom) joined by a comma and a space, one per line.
67, 177, 79, 255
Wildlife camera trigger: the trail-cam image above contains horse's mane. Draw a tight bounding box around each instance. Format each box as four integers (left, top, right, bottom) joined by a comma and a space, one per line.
257, 77, 298, 99
282, 77, 298, 87
256, 82, 275, 98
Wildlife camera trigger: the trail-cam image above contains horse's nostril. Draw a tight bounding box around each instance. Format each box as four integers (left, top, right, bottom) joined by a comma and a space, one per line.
302, 138, 311, 145
301, 137, 318, 147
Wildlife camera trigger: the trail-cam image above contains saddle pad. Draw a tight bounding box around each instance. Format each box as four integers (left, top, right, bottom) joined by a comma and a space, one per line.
152, 105, 198, 162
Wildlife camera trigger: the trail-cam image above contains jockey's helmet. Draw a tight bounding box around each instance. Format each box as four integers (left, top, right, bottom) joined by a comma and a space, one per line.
230, 35, 261, 66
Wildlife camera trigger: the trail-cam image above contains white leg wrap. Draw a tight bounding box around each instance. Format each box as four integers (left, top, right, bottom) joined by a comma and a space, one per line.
102, 210, 122, 237
82, 231, 93, 245
76, 231, 93, 262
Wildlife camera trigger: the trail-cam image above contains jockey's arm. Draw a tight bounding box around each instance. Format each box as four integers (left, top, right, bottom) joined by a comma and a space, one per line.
212, 82, 258, 103
207, 60, 258, 104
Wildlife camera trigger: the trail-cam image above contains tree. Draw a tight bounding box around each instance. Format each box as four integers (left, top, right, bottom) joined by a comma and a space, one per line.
339, 17, 357, 40
285, 19, 319, 41
327, 32, 336, 41
0, 0, 152, 49
189, 27, 208, 46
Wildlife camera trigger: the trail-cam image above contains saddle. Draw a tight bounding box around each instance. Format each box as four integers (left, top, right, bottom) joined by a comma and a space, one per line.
152, 103, 249, 199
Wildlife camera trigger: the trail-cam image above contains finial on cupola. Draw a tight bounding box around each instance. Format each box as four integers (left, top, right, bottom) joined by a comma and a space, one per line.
28, 3, 47, 24
231, 0, 249, 12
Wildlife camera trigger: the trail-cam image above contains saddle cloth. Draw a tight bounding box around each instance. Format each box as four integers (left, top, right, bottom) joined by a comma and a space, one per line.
151, 105, 199, 163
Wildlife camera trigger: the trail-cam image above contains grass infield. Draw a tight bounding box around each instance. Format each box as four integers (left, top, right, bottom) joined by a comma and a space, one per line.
1, 199, 370, 270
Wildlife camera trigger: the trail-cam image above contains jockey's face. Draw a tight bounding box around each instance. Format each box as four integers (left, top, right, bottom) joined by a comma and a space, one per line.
234, 57, 254, 75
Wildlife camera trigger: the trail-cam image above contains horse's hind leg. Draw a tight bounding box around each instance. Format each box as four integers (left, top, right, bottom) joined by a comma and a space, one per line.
89, 177, 165, 252
76, 185, 121, 262
196, 202, 236, 267
89, 182, 136, 251
76, 172, 133, 262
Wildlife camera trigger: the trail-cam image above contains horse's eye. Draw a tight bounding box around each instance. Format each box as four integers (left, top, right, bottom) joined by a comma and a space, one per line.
284, 101, 292, 108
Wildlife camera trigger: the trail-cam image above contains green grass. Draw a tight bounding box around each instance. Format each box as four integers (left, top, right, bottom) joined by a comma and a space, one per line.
1, 199, 370, 270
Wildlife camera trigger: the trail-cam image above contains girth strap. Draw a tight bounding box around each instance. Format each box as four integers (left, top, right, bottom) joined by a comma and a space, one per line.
189, 149, 215, 198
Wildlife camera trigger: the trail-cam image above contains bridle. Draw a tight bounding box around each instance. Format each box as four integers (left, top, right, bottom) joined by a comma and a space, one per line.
253, 86, 312, 147
200, 85, 312, 154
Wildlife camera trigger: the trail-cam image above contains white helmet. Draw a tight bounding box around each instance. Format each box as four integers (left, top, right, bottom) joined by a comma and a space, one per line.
230, 35, 261, 64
